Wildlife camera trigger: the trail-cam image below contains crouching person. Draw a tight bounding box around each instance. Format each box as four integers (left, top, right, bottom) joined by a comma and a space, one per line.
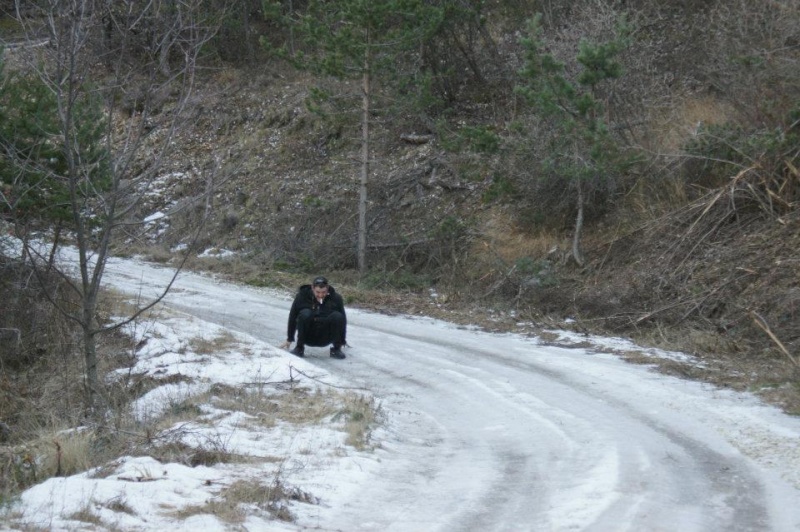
281, 276, 347, 359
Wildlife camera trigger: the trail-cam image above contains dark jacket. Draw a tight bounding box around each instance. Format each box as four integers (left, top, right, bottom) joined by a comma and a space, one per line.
287, 284, 347, 343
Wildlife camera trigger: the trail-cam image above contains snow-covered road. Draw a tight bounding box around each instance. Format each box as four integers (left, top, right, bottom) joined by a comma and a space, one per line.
94, 256, 800, 530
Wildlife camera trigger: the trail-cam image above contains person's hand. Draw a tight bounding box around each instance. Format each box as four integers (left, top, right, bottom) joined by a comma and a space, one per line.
280, 340, 291, 350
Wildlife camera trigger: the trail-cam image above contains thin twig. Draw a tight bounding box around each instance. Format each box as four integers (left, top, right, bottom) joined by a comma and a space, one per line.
677, 276, 743, 323
242, 380, 298, 388
481, 264, 517, 299
750, 311, 799, 367
288, 365, 370, 391
635, 299, 696, 324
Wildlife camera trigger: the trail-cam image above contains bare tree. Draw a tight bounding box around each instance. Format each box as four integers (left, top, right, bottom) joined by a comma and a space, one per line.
7, 0, 220, 413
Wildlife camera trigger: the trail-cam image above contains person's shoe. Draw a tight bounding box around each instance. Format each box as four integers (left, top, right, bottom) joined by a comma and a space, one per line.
329, 346, 345, 359
290, 346, 305, 357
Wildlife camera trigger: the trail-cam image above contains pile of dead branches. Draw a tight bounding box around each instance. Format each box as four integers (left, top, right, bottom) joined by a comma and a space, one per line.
602, 162, 800, 365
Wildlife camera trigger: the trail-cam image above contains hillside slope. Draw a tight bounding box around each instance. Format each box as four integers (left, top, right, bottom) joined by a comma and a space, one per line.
118, 0, 799, 412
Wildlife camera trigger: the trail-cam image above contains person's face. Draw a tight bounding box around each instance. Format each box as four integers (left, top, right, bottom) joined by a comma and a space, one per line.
313, 284, 329, 299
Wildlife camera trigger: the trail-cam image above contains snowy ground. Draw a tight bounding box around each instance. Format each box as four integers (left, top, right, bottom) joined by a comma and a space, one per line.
4, 252, 800, 531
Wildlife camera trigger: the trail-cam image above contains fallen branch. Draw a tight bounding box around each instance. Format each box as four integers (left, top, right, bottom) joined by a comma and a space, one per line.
635, 299, 695, 324
367, 238, 434, 250
481, 264, 517, 299
242, 380, 298, 388
750, 311, 799, 367
288, 365, 369, 391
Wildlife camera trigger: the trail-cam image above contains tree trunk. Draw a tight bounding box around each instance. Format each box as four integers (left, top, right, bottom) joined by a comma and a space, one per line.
288, 0, 295, 57
572, 180, 585, 267
83, 324, 99, 411
358, 45, 371, 275
47, 223, 62, 272
159, 34, 171, 77
241, 3, 253, 62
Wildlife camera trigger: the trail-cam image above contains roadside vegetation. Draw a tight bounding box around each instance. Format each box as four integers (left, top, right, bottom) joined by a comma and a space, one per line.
0, 272, 377, 519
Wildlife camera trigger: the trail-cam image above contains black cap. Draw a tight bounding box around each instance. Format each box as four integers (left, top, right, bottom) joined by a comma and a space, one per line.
312, 276, 328, 287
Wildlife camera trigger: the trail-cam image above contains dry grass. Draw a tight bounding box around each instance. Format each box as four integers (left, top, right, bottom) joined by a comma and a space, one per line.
623, 175, 689, 222
0, 308, 144, 502
754, 382, 800, 416
130, 382, 381, 471
188, 330, 239, 355
103, 494, 135, 514
209, 385, 378, 447
471, 208, 567, 270
135, 391, 251, 467
34, 428, 95, 479
645, 95, 735, 154
138, 437, 245, 469
336, 393, 379, 450
67, 505, 104, 526
173, 478, 317, 524
97, 288, 166, 321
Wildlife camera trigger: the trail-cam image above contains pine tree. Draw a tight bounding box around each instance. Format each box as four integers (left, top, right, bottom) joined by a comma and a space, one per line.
0, 57, 110, 237
516, 14, 630, 266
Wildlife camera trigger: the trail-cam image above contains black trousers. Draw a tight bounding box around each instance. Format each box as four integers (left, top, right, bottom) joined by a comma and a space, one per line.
296, 308, 345, 348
